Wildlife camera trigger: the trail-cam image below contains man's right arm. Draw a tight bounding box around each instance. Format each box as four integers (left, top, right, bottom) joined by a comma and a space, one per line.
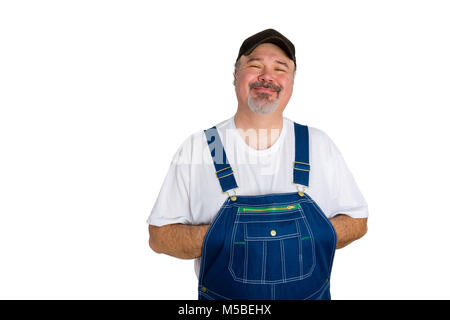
148, 224, 210, 259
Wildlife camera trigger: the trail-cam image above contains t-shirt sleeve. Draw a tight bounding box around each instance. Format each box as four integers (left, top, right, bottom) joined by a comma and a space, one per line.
324, 133, 369, 219
146, 137, 193, 227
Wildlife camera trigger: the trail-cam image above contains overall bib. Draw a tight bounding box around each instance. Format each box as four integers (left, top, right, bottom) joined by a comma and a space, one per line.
198, 122, 337, 300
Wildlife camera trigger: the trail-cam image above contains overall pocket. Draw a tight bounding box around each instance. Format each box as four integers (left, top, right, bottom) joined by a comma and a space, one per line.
229, 204, 316, 284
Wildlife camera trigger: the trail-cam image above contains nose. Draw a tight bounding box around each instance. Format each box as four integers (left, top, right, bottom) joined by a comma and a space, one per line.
257, 69, 275, 83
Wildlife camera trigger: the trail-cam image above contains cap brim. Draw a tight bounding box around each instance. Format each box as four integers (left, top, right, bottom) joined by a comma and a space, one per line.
243, 36, 295, 64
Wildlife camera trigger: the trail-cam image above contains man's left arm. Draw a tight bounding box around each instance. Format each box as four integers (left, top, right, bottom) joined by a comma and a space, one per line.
329, 214, 368, 249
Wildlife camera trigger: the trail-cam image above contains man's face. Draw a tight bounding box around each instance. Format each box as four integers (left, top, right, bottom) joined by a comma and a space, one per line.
234, 43, 295, 115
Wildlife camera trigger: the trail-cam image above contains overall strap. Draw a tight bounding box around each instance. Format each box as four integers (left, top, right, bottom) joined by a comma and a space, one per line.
204, 126, 238, 193
293, 122, 310, 187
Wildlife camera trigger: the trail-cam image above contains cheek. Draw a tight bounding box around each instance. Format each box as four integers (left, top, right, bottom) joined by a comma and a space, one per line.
236, 72, 256, 94
239, 71, 257, 85
283, 83, 294, 96
279, 78, 294, 97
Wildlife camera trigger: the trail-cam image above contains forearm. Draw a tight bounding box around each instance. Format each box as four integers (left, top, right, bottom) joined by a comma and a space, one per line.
329, 214, 368, 249
148, 223, 210, 259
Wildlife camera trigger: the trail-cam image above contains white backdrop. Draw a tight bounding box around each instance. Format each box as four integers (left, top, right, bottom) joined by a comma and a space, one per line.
1, 0, 449, 299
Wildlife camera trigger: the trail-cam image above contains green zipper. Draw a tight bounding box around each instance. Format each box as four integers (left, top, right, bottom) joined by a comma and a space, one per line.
238, 203, 300, 213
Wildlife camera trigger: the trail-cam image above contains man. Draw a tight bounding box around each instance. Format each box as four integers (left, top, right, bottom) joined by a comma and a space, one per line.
147, 29, 368, 300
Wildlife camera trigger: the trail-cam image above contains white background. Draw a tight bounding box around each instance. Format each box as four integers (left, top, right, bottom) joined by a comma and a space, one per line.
1, 0, 449, 299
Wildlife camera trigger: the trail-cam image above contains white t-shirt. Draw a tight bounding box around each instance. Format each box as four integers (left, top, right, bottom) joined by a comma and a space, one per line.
147, 116, 368, 277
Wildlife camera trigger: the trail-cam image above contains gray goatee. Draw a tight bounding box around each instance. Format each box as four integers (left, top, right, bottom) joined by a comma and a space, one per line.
248, 81, 282, 114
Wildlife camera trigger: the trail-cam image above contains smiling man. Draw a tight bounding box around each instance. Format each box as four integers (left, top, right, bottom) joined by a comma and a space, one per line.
147, 29, 368, 300
235, 43, 293, 116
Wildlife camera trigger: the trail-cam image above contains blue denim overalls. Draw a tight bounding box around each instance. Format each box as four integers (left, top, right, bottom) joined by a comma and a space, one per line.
198, 122, 337, 300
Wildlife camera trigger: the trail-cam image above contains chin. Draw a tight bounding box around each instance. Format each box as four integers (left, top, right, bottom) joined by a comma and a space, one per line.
248, 99, 280, 115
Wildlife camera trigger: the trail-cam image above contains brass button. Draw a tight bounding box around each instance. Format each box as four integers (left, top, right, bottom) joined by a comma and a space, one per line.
270, 230, 277, 237
201, 287, 207, 293
298, 191, 304, 197
230, 195, 237, 201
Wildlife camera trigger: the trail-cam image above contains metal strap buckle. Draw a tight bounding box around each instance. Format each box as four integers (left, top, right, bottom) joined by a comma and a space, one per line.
226, 189, 237, 201
216, 166, 233, 179
296, 185, 308, 197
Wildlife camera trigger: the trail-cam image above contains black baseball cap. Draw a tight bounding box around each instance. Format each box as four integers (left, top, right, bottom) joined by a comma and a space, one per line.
236, 28, 296, 67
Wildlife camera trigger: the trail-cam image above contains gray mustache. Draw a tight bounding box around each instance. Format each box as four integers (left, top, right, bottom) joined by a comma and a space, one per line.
249, 81, 282, 93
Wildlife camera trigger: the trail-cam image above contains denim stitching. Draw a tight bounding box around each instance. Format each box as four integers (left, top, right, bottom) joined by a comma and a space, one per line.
280, 239, 286, 282
227, 215, 240, 282
298, 203, 316, 279
245, 232, 301, 241
238, 217, 305, 225
236, 213, 305, 219
244, 223, 248, 282
296, 219, 303, 278
199, 291, 214, 300
304, 280, 330, 300
261, 241, 266, 282
316, 282, 330, 300
200, 287, 232, 300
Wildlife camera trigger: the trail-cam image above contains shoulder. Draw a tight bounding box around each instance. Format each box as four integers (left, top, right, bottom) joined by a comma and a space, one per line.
286, 118, 342, 158
171, 118, 234, 164
308, 126, 344, 165
308, 125, 332, 145
188, 117, 234, 145
171, 129, 204, 165
309, 125, 342, 158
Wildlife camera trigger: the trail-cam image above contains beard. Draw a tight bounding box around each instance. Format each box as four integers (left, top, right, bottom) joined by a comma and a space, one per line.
248, 93, 280, 114
247, 81, 281, 114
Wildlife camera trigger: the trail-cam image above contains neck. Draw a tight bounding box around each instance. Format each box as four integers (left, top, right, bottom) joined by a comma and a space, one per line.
234, 106, 283, 131
233, 107, 284, 150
